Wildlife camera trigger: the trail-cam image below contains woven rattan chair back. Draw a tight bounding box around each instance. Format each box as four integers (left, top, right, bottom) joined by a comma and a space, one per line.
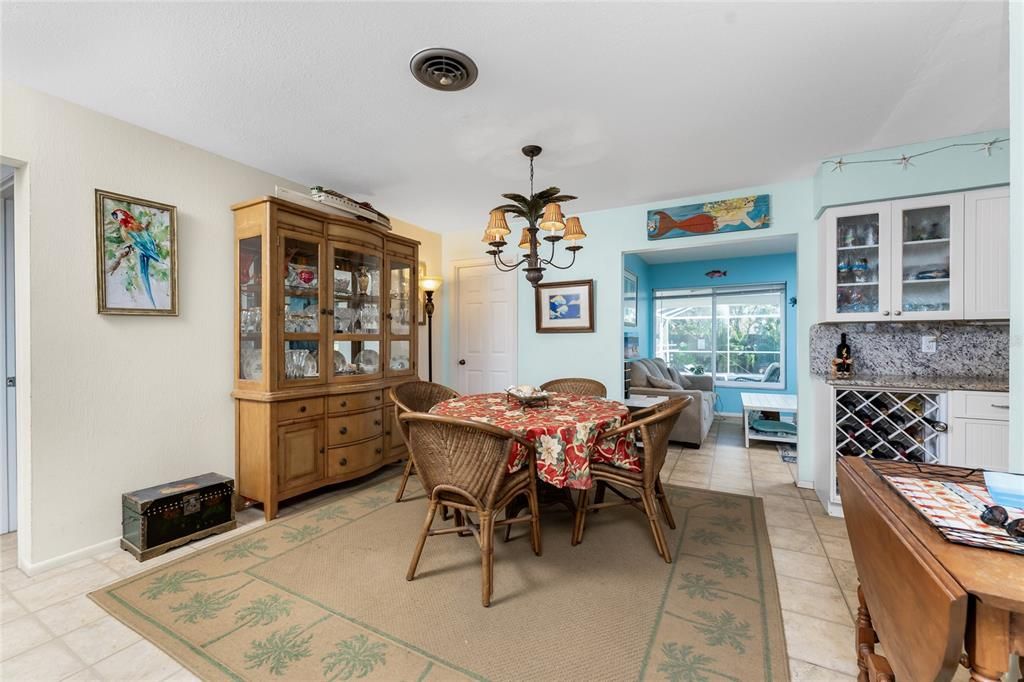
539, 377, 607, 397
399, 412, 515, 509
391, 381, 459, 415
637, 397, 690, 487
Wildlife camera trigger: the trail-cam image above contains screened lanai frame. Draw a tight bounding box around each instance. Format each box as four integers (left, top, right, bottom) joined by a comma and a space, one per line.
653, 283, 787, 388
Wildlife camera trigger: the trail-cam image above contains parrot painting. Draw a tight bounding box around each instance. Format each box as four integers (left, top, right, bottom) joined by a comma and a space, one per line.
110, 207, 161, 307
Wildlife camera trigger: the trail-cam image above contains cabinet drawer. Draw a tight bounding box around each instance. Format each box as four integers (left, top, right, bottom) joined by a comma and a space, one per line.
327, 223, 384, 250
277, 397, 324, 423
277, 209, 323, 234
327, 390, 383, 414
327, 409, 383, 446
952, 391, 1010, 421
326, 438, 384, 478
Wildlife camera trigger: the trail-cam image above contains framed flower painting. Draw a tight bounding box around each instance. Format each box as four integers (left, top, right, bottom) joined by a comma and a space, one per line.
535, 279, 595, 333
95, 189, 178, 315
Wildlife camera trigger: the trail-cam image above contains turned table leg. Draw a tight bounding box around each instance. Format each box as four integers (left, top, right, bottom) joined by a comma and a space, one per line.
965, 598, 1010, 682
856, 584, 880, 682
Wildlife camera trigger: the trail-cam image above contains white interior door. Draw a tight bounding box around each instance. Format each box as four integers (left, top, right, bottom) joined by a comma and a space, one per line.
455, 263, 516, 394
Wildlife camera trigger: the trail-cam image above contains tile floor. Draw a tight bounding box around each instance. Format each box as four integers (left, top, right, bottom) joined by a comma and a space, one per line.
1, 418, 868, 680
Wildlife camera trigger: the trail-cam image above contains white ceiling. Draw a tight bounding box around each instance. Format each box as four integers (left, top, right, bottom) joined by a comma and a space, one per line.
634, 233, 798, 265
2, 2, 1009, 234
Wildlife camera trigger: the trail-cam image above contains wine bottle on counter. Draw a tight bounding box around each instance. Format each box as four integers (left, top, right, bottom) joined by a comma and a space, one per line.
831, 333, 853, 379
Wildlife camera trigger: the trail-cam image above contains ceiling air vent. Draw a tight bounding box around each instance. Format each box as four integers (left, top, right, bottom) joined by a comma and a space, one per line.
409, 48, 478, 92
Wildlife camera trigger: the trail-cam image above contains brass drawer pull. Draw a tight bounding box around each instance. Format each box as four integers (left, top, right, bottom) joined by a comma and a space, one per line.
339, 457, 348, 466
338, 427, 348, 435
299, 405, 307, 413
339, 400, 348, 408
375, 448, 382, 454
374, 419, 382, 426
375, 395, 381, 401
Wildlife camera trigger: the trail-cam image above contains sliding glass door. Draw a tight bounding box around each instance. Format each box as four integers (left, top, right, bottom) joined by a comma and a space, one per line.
654, 285, 785, 388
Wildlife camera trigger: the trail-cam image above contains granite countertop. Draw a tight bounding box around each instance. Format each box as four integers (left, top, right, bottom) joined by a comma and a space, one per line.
821, 374, 1009, 392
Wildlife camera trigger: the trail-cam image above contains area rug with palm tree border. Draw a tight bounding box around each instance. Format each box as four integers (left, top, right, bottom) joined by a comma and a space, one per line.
91, 472, 788, 681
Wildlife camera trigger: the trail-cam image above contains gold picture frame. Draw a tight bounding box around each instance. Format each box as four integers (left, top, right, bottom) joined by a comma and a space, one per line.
95, 189, 178, 315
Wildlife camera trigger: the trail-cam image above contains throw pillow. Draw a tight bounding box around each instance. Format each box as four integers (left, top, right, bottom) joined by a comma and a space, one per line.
648, 375, 683, 390
667, 366, 693, 388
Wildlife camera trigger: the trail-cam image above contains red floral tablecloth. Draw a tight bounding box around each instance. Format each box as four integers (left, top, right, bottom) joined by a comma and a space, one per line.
429, 392, 638, 489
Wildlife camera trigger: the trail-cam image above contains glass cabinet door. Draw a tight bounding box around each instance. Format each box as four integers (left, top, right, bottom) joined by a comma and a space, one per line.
280, 233, 323, 385
329, 243, 382, 380
238, 236, 263, 384
386, 257, 415, 377
828, 203, 891, 320
891, 195, 963, 320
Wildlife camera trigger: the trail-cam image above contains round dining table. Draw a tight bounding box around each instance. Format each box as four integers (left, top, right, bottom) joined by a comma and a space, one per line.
429, 392, 639, 489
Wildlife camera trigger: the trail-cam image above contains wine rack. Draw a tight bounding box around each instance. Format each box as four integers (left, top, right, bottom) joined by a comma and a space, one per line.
834, 389, 946, 465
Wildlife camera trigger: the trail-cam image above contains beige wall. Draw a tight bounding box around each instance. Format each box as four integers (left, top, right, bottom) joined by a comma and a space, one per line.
0, 82, 441, 568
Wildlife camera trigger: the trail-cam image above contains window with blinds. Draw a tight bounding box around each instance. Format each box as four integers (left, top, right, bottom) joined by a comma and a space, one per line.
653, 284, 786, 388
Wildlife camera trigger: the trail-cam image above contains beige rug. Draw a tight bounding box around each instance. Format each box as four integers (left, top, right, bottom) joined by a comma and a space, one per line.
91, 473, 788, 681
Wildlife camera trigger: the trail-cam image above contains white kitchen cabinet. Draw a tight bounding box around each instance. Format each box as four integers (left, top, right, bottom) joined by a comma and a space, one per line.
948, 390, 1010, 471
823, 188, 1006, 322
824, 202, 893, 321
890, 193, 964, 320
964, 187, 1010, 319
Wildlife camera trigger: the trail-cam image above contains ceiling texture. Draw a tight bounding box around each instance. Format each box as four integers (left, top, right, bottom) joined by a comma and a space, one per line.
2, 1, 1010, 234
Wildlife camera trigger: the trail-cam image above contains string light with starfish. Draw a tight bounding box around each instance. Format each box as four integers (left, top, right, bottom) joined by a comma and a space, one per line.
822, 137, 1009, 173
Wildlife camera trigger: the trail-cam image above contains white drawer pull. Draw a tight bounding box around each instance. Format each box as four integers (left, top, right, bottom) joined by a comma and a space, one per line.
991, 404, 1009, 409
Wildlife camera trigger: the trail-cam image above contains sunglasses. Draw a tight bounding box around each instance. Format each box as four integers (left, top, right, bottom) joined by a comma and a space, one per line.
981, 506, 1024, 541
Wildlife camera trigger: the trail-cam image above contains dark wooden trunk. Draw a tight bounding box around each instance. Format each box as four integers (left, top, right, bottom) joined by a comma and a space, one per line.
121, 473, 236, 561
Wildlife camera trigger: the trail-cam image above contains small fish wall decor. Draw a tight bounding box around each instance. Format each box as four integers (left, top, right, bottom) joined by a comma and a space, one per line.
705, 270, 728, 279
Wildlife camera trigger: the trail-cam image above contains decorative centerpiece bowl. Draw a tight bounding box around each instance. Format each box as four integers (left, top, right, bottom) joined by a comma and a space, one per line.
505, 385, 550, 408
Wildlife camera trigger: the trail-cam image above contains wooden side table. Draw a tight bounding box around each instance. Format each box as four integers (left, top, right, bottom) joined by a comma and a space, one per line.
837, 457, 1023, 681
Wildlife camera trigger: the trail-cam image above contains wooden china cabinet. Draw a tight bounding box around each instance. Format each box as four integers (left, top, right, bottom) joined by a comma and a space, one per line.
232, 196, 419, 520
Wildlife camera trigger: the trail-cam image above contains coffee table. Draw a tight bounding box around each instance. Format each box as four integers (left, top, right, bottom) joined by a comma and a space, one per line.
740, 392, 798, 447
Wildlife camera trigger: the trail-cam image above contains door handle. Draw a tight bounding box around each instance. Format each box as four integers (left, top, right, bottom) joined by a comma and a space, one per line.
991, 404, 1010, 409
338, 426, 348, 435
882, 311, 890, 316
893, 310, 902, 316
458, 359, 466, 365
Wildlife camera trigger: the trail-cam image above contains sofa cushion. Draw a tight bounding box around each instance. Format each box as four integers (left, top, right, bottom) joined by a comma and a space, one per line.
667, 366, 692, 388
629, 360, 653, 388
648, 375, 683, 390
650, 357, 674, 380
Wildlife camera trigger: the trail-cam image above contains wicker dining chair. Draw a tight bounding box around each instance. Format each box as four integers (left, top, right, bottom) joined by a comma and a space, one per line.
401, 412, 542, 607
389, 381, 460, 503
539, 378, 607, 397
571, 396, 691, 562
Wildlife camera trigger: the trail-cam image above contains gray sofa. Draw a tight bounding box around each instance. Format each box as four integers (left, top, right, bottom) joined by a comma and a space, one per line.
628, 358, 716, 446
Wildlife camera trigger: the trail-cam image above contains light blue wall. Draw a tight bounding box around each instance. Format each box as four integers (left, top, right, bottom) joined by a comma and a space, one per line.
814, 129, 1010, 216
1009, 4, 1022, 474
643, 252, 798, 414
622, 253, 652, 358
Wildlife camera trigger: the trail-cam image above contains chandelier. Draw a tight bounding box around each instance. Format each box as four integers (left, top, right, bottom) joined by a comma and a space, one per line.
481, 145, 587, 286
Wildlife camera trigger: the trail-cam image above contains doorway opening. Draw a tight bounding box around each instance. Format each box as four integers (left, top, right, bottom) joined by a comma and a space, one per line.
1, 164, 16, 535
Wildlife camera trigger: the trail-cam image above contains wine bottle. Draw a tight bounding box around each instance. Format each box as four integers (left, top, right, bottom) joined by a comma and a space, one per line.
834, 333, 852, 376
921, 417, 948, 433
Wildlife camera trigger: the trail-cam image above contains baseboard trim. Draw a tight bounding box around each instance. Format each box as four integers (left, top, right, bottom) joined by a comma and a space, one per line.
20, 536, 120, 576
796, 480, 814, 490
715, 411, 742, 418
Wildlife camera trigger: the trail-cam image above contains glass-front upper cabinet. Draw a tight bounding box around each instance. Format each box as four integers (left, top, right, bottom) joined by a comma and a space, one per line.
238, 235, 264, 386
280, 232, 323, 386
825, 202, 892, 321
329, 243, 382, 381
385, 256, 416, 377
890, 194, 963, 320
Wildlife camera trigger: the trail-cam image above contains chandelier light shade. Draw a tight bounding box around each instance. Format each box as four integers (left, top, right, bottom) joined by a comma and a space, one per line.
483, 145, 587, 287
518, 228, 531, 249
539, 203, 566, 231
562, 216, 587, 241
486, 208, 511, 237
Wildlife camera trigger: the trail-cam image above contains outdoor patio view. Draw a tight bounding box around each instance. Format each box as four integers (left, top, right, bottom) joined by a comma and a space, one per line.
653, 285, 785, 387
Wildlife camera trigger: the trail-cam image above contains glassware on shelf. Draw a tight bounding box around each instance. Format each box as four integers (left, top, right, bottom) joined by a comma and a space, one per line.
285, 349, 310, 379
240, 349, 262, 381
354, 349, 379, 374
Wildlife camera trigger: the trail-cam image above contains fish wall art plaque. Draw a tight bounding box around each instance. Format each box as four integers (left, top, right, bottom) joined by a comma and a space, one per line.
95, 189, 178, 315
647, 194, 770, 241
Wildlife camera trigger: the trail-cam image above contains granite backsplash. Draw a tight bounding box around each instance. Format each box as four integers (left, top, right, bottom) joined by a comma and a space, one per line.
810, 321, 1009, 378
